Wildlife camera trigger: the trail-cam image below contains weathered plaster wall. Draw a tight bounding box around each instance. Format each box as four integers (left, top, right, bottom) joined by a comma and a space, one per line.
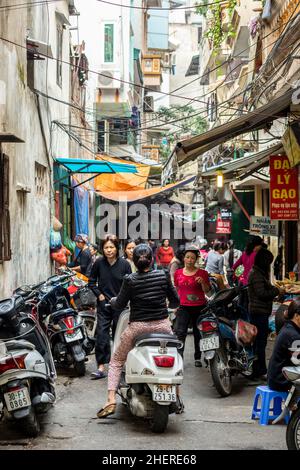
0, 1, 71, 297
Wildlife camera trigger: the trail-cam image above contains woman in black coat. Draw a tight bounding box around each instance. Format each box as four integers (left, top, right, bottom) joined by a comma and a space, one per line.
268, 300, 300, 392
248, 249, 284, 381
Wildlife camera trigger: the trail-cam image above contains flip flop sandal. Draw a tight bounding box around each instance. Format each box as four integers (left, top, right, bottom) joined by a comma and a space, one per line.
97, 403, 117, 419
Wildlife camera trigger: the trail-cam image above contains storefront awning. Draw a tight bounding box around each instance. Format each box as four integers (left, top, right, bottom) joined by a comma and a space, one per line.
55, 157, 137, 174
174, 88, 294, 166
95, 176, 196, 202
202, 143, 284, 181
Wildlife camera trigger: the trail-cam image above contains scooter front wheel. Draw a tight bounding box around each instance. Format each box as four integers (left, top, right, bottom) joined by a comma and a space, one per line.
150, 403, 169, 433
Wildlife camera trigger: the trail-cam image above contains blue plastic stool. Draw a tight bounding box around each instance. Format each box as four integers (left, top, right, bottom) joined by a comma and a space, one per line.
251, 385, 289, 425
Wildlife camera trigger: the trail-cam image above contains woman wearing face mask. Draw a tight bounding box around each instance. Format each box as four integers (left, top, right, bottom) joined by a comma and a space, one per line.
174, 247, 211, 367
96, 244, 180, 418
123, 239, 137, 273
88, 235, 132, 379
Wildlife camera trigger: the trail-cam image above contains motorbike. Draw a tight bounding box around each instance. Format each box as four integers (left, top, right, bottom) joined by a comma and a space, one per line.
270, 348, 300, 449
0, 295, 56, 437
197, 287, 255, 397
65, 270, 97, 353
112, 308, 184, 433
18, 274, 94, 376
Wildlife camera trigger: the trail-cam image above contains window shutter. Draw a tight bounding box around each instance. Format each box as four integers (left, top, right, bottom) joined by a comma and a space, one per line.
0, 152, 3, 262
3, 155, 11, 260
0, 154, 11, 261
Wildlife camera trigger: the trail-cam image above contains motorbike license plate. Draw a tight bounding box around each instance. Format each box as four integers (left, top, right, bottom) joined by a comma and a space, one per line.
4, 388, 31, 412
200, 336, 220, 352
64, 329, 83, 343
153, 385, 176, 402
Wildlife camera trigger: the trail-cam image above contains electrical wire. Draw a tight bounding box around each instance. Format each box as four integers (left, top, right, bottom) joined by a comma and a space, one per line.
1, 11, 299, 108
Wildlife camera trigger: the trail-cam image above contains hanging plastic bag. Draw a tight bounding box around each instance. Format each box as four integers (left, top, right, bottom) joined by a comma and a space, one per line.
64, 236, 76, 255
50, 229, 62, 250
235, 319, 257, 346
53, 216, 63, 232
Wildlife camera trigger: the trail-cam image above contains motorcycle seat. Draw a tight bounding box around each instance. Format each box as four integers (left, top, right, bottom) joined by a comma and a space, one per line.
134, 333, 181, 348
5, 339, 36, 351
219, 316, 235, 328
0, 296, 25, 317
50, 308, 77, 323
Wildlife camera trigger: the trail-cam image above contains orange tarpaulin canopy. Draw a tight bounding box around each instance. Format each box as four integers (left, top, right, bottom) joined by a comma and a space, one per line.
95, 176, 196, 202
94, 154, 150, 192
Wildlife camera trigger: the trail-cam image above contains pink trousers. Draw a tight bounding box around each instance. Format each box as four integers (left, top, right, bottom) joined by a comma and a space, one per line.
108, 318, 172, 391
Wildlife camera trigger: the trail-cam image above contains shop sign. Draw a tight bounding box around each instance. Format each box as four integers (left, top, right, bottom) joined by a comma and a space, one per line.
282, 124, 300, 168
270, 155, 299, 220
220, 208, 232, 219
216, 212, 231, 234
250, 216, 278, 237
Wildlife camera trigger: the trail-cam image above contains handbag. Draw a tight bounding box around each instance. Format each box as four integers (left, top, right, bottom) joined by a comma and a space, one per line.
235, 319, 257, 346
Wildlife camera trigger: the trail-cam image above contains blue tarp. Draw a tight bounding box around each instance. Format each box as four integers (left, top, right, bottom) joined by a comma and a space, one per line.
56, 158, 137, 174
72, 178, 89, 236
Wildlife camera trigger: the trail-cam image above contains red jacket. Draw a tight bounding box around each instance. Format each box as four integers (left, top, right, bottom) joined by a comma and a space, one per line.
156, 246, 174, 267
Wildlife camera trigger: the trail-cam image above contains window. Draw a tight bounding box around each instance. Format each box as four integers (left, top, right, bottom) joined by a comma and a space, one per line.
56, 26, 63, 86
197, 26, 203, 44
104, 24, 114, 63
97, 121, 105, 152
35, 162, 47, 197
0, 150, 11, 262
109, 119, 129, 145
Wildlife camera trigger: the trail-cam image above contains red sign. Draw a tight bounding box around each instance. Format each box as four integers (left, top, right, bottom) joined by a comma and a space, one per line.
216, 212, 231, 234
270, 155, 299, 220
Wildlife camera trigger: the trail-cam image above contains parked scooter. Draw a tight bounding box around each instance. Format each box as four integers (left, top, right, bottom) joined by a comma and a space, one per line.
36, 279, 93, 376
17, 274, 94, 376
0, 295, 56, 437
197, 287, 255, 397
270, 348, 300, 449
64, 269, 97, 353
112, 308, 184, 433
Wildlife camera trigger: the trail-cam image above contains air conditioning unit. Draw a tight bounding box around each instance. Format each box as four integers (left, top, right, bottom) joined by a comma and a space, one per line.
98, 70, 121, 89
144, 96, 154, 112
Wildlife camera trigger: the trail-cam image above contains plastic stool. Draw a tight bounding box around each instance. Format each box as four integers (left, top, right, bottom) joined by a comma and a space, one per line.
251, 385, 289, 425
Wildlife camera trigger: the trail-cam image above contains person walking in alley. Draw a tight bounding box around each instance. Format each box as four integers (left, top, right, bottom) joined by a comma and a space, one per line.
68, 234, 93, 277
174, 247, 211, 367
156, 239, 175, 269
169, 245, 185, 284
123, 239, 137, 273
248, 248, 285, 384
232, 236, 264, 315
89, 235, 132, 379
224, 240, 242, 287
96, 244, 180, 418
205, 241, 228, 290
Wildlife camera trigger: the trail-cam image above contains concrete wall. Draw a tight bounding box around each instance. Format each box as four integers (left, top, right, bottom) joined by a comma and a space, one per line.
0, 1, 71, 297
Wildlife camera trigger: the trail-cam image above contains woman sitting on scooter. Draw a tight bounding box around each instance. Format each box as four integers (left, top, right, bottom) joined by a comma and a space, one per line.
97, 243, 180, 419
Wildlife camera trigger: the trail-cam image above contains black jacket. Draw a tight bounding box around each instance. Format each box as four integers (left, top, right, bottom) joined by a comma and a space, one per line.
248, 266, 279, 315
88, 257, 132, 301
111, 269, 179, 323
268, 321, 300, 391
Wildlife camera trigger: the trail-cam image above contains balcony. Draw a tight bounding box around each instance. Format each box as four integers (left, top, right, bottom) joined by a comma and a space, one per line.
142, 55, 162, 91
142, 145, 160, 162
145, 0, 162, 7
